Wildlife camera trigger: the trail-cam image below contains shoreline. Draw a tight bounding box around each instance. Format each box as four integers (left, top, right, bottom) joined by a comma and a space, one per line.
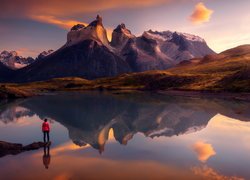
157, 90, 250, 101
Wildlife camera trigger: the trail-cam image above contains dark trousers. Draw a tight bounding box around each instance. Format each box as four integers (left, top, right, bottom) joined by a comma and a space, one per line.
43, 131, 50, 142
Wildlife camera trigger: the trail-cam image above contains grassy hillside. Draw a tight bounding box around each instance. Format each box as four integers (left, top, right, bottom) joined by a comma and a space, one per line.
1, 45, 250, 96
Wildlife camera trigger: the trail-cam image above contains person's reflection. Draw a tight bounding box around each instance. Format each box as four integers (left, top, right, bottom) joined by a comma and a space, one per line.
43, 145, 51, 169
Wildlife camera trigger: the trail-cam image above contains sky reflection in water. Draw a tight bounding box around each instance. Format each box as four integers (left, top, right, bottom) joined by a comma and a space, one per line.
0, 92, 249, 179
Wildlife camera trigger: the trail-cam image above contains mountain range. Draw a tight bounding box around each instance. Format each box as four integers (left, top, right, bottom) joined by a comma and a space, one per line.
0, 15, 215, 83
0, 50, 54, 70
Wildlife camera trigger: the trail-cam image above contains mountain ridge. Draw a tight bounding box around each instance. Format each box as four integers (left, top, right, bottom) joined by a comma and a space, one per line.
0, 15, 216, 83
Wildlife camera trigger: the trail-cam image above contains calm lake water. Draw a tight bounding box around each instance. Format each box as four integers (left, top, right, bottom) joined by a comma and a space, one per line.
0, 92, 250, 179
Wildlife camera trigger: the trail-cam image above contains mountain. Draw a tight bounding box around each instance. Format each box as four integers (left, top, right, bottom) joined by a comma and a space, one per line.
92, 44, 250, 92
65, 15, 111, 49
1, 15, 216, 83
0, 61, 14, 82
111, 23, 136, 48
0, 51, 35, 70
10, 15, 131, 82
111, 27, 214, 72
36, 49, 54, 60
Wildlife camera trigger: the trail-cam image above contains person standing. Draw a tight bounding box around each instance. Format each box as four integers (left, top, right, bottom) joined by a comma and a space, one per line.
42, 119, 50, 143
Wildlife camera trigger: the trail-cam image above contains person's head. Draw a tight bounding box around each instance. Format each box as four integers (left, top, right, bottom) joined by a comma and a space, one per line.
44, 119, 47, 122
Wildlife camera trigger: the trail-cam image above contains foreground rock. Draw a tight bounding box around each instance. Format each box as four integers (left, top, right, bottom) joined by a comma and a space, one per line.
0, 141, 49, 158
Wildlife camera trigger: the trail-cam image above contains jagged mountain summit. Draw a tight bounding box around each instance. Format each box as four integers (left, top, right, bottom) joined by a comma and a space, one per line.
111, 28, 214, 71
11, 15, 131, 82
0, 51, 35, 70
2, 15, 215, 82
66, 15, 111, 49
37, 49, 54, 60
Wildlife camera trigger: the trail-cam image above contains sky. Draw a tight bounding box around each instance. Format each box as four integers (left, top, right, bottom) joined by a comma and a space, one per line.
0, 0, 249, 58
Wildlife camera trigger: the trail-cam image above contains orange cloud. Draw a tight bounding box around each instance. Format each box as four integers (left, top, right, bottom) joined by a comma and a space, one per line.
191, 165, 244, 180
192, 141, 216, 162
0, 0, 172, 18
16, 48, 40, 58
31, 15, 88, 30
31, 15, 113, 41
189, 2, 213, 24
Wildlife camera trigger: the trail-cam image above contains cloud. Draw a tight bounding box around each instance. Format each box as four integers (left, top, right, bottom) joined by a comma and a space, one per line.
0, 0, 172, 18
16, 48, 40, 58
189, 2, 213, 24
30, 15, 88, 30
192, 141, 216, 162
191, 165, 244, 180
30, 15, 113, 41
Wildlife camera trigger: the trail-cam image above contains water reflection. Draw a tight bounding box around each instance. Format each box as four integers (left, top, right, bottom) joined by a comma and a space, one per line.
43, 145, 51, 169
0, 92, 250, 179
1, 92, 250, 152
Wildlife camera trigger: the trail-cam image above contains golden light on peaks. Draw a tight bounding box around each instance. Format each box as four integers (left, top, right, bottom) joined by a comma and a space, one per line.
189, 2, 214, 24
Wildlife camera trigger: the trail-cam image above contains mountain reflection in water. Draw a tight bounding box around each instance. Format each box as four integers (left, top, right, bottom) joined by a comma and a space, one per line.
1, 92, 249, 153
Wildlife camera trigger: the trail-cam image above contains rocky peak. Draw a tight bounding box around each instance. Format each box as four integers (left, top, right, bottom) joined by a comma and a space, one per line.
37, 49, 54, 60
111, 23, 135, 48
88, 15, 103, 27
0, 51, 17, 58
71, 24, 85, 31
170, 32, 189, 51
66, 15, 111, 49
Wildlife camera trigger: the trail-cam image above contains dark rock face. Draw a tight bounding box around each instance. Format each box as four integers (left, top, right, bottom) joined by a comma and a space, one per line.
71, 24, 85, 31
121, 37, 174, 72
0, 62, 14, 82
37, 50, 54, 60
12, 40, 131, 82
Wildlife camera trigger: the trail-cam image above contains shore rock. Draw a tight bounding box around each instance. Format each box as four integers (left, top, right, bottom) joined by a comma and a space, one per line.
0, 141, 48, 157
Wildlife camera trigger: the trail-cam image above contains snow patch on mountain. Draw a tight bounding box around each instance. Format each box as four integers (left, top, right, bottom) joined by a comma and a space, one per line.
178, 32, 205, 42
144, 30, 205, 43
0, 51, 35, 69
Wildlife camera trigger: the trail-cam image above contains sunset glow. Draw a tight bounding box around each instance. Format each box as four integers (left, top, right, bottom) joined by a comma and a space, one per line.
0, 0, 249, 57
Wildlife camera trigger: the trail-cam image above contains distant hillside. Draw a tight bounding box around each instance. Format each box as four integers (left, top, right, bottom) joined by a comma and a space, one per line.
96, 44, 249, 92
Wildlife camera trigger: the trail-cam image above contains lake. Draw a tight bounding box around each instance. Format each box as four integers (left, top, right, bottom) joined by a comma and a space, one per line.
0, 92, 250, 179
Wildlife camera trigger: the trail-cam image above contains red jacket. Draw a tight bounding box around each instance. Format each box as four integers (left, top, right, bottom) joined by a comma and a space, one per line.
42, 122, 50, 132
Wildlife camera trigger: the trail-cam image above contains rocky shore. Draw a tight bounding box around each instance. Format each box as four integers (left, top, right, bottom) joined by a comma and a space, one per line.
0, 141, 49, 158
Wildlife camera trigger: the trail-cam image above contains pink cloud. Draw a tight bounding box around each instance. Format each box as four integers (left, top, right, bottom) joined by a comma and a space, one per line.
189, 2, 214, 24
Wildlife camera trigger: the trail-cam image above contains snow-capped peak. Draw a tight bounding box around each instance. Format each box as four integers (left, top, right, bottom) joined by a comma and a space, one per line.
143, 30, 173, 41
176, 32, 205, 42
0, 50, 35, 69
143, 30, 205, 43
